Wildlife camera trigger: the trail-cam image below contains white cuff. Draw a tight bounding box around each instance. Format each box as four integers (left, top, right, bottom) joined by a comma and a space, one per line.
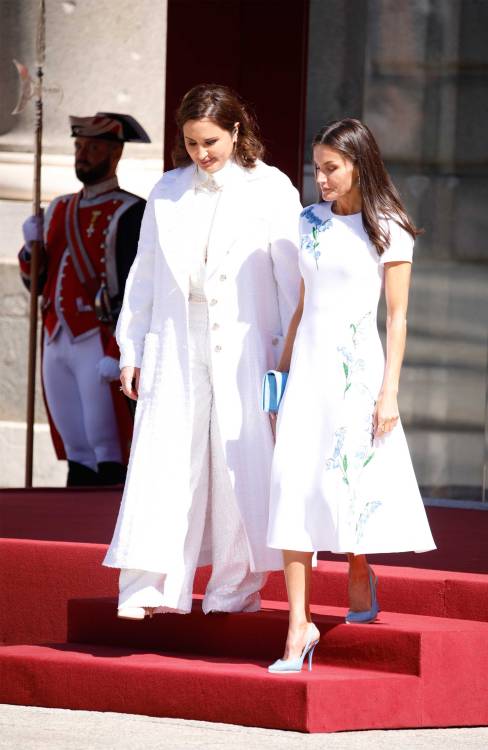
119, 345, 143, 369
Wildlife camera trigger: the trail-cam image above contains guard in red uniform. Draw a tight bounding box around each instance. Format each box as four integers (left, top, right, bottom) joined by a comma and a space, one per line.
19, 112, 150, 486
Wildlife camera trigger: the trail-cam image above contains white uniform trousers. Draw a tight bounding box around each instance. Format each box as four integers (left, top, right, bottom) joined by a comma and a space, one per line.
118, 299, 267, 614
42, 327, 122, 470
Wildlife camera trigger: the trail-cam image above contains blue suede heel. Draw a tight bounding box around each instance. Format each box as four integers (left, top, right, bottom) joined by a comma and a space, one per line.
345, 567, 379, 624
268, 625, 320, 673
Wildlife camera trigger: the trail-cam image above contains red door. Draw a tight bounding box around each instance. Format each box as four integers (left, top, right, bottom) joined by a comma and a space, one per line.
164, 0, 309, 190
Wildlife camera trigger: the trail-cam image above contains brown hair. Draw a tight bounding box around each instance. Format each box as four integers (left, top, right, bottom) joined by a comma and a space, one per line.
313, 118, 421, 255
172, 83, 264, 169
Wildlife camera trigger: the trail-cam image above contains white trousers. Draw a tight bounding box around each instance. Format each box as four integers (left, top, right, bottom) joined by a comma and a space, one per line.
43, 327, 122, 470
119, 300, 267, 614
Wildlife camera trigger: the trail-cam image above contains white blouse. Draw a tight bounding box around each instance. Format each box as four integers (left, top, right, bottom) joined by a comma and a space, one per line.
189, 158, 235, 295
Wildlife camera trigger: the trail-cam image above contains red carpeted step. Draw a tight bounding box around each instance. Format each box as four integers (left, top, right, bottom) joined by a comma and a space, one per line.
204, 562, 488, 621
0, 642, 422, 732
0, 539, 118, 645
66, 597, 426, 676
2, 537, 488, 647
2, 490, 487, 734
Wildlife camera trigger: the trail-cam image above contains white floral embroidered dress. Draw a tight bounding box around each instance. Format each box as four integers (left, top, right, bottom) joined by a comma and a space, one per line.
267, 202, 436, 555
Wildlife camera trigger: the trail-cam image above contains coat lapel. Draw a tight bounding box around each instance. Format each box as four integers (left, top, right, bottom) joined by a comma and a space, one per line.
155, 166, 195, 291
155, 163, 251, 289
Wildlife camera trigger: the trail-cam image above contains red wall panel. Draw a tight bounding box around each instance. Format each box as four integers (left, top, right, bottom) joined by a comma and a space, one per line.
164, 0, 309, 190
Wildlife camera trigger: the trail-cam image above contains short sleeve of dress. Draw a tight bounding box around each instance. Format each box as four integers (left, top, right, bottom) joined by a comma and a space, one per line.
379, 219, 414, 265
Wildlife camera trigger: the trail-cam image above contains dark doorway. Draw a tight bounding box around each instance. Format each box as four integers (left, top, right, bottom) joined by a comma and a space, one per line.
164, 0, 309, 190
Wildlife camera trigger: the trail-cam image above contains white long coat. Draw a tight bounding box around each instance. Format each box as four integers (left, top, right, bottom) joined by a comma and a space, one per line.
103, 161, 302, 574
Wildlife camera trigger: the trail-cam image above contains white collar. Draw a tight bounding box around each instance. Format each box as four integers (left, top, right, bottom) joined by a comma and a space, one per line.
82, 176, 119, 200
194, 158, 236, 192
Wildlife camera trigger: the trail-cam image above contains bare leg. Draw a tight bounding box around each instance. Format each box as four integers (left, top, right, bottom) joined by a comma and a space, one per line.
347, 553, 372, 611
281, 550, 320, 660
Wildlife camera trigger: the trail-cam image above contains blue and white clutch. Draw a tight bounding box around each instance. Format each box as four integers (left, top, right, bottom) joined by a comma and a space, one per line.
262, 370, 289, 413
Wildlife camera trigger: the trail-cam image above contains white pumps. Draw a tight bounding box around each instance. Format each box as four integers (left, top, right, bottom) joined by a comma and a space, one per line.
117, 607, 155, 620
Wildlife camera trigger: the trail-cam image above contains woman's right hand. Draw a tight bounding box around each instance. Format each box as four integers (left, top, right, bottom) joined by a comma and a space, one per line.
120, 366, 140, 400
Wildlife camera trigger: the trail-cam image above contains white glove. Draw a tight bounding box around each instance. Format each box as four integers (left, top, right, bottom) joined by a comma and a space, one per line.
22, 213, 44, 249
97, 356, 121, 382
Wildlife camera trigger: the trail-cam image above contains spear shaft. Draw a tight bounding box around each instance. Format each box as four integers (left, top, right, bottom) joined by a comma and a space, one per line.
25, 0, 45, 487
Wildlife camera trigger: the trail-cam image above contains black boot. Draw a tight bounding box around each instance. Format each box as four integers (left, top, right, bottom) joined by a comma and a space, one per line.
67, 460, 100, 487
97, 461, 127, 486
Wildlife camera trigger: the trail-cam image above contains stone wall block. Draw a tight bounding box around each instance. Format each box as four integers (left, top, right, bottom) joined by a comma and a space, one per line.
0, 263, 47, 423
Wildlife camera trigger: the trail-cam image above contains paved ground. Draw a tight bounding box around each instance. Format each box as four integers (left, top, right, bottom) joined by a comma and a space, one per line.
1, 705, 487, 750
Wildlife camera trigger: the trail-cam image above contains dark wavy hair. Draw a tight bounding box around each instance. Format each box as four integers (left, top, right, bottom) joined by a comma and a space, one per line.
313, 118, 421, 255
172, 83, 264, 169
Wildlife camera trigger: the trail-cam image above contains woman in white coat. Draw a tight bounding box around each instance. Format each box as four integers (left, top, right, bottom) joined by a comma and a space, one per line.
103, 84, 302, 618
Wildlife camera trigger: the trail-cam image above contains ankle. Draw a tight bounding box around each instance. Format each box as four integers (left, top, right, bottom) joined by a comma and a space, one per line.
288, 618, 309, 633
349, 560, 370, 579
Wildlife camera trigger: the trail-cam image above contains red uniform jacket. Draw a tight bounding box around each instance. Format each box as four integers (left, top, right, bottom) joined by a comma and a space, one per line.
19, 187, 146, 462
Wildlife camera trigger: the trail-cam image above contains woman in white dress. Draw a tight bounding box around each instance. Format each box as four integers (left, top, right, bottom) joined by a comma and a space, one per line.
267, 118, 435, 672
103, 84, 302, 619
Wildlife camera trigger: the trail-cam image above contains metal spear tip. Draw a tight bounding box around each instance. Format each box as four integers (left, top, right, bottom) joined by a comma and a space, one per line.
11, 60, 35, 115
11, 59, 64, 115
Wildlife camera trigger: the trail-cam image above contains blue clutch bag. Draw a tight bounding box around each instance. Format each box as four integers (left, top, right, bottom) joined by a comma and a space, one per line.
262, 370, 289, 413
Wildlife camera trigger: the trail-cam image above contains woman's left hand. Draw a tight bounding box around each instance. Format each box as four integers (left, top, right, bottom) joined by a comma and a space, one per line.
373, 391, 399, 438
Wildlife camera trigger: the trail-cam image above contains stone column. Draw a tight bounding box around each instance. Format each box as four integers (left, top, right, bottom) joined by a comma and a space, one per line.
0, 0, 167, 487
302, 0, 369, 204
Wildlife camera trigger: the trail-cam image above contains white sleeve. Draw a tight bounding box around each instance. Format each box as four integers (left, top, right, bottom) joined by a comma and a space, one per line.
116, 189, 158, 368
379, 218, 414, 265
269, 173, 303, 334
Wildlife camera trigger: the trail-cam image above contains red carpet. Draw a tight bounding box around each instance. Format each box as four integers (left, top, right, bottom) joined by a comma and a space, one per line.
1, 488, 487, 573
1, 596, 487, 732
1, 488, 487, 732
0, 644, 423, 733
2, 538, 487, 645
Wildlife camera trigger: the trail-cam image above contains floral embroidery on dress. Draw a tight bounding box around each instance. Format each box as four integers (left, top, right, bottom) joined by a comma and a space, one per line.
338, 312, 373, 397
325, 310, 382, 545
300, 206, 332, 270
350, 311, 372, 347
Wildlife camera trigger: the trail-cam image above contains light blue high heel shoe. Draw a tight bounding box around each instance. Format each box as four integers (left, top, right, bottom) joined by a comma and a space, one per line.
268, 625, 320, 674
345, 567, 379, 624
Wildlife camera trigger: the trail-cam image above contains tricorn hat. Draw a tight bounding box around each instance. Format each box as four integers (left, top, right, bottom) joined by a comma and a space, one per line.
69, 112, 151, 143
